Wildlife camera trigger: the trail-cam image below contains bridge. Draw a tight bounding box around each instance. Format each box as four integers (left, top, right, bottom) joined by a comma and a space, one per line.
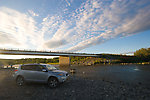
0, 49, 134, 66
0, 49, 99, 66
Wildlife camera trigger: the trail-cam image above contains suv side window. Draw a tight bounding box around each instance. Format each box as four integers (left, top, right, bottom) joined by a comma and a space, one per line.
25, 65, 41, 71
31, 65, 37, 71
35, 65, 42, 71
36, 65, 46, 71
21, 65, 33, 70
21, 65, 46, 71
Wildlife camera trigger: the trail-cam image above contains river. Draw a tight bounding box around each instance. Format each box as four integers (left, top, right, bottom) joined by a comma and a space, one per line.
60, 64, 150, 85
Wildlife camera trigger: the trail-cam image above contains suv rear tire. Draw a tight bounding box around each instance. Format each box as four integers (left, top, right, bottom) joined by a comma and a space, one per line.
16, 76, 25, 86
48, 77, 58, 88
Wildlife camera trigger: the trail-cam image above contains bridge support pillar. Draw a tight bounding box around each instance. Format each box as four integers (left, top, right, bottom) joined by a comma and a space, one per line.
59, 56, 70, 66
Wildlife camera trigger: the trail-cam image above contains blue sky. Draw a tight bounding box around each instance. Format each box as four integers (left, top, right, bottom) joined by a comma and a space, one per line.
0, 0, 150, 59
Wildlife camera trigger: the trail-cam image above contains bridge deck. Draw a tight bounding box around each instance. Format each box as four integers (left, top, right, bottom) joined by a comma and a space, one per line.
0, 49, 98, 57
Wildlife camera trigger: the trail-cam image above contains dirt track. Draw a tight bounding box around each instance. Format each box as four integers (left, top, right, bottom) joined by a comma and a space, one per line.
0, 67, 150, 100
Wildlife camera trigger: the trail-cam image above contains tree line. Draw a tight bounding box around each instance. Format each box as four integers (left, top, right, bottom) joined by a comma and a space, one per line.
0, 58, 59, 66
134, 48, 150, 62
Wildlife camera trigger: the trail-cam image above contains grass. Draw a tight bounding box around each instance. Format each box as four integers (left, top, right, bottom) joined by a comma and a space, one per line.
47, 63, 59, 65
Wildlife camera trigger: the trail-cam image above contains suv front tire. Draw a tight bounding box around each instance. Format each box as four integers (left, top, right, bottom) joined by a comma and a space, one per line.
48, 77, 58, 88
16, 76, 25, 86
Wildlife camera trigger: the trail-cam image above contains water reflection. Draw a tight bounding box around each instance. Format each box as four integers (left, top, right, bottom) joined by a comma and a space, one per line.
134, 68, 139, 71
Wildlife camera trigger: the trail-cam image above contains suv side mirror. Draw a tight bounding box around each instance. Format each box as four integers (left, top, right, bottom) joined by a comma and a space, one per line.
42, 69, 47, 72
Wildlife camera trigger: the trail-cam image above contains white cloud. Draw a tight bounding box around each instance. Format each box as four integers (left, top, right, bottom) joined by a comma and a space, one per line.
0, 31, 19, 45
28, 10, 39, 17
67, 35, 105, 52
0, 7, 38, 49
92, 0, 101, 8
44, 39, 68, 49
64, 0, 150, 52
65, 0, 71, 6
41, 0, 150, 52
0, 0, 150, 53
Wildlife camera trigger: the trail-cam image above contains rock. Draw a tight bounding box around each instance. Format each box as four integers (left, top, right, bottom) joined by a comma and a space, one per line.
138, 82, 142, 85
64, 92, 67, 95
25, 90, 31, 95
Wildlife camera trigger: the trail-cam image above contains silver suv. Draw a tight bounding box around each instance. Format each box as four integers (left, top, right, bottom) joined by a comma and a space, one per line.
13, 64, 69, 88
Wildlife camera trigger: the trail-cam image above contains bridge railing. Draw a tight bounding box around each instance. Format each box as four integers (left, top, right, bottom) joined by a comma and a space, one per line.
0, 48, 97, 55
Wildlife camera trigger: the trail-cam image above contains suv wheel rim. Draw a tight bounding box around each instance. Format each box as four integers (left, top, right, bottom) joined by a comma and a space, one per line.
17, 77, 24, 86
48, 78, 58, 88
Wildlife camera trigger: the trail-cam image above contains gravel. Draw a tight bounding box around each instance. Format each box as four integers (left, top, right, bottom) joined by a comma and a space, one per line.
0, 69, 150, 100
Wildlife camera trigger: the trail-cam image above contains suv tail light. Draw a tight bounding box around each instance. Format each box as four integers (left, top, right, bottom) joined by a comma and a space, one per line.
14, 69, 18, 72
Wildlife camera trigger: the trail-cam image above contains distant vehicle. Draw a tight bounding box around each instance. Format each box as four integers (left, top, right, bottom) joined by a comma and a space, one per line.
13, 64, 69, 88
3, 65, 8, 69
12, 64, 20, 69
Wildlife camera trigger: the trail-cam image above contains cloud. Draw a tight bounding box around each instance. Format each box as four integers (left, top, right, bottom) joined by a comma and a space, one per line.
44, 39, 68, 49
114, 5, 150, 37
64, 0, 150, 52
28, 10, 39, 17
38, 0, 150, 52
67, 35, 105, 52
0, 31, 20, 45
0, 7, 38, 49
0, 0, 150, 53
65, 0, 71, 6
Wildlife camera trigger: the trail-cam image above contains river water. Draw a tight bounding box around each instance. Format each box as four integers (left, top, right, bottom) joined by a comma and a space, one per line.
60, 64, 150, 85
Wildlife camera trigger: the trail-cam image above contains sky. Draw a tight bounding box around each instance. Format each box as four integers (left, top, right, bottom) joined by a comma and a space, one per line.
0, 0, 150, 59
